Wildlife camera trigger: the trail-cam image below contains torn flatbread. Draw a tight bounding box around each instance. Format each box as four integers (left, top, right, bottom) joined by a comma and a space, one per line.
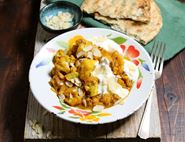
81, 0, 151, 23
94, 0, 162, 44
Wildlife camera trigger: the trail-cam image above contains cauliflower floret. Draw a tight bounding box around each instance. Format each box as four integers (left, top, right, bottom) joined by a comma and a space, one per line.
78, 59, 97, 80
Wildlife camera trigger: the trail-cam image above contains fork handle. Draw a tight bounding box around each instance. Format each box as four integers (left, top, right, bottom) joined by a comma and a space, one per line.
138, 86, 154, 139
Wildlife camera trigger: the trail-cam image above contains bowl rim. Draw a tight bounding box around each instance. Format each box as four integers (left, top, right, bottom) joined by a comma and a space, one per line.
39, 1, 83, 33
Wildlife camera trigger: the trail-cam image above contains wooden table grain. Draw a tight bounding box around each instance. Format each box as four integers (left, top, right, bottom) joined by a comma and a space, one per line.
0, 0, 184, 142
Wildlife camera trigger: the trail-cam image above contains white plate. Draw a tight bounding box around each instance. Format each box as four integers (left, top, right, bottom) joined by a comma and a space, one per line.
29, 28, 154, 124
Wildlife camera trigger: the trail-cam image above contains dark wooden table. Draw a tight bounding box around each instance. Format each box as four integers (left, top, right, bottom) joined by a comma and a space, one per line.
0, 0, 184, 142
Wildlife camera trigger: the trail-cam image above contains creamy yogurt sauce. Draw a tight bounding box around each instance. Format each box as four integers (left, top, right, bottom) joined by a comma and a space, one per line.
124, 59, 139, 82
92, 58, 129, 99
89, 36, 123, 55
90, 36, 139, 98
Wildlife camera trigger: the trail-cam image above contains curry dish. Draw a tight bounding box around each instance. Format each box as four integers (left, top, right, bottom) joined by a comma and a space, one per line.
49, 36, 134, 110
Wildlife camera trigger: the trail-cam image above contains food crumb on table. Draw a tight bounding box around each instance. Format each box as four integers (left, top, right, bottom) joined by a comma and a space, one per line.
29, 119, 57, 138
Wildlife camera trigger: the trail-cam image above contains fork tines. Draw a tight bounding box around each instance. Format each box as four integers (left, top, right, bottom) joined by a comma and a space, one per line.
151, 41, 166, 72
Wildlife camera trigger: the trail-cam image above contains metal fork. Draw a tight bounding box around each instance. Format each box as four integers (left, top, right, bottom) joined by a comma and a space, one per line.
138, 41, 166, 139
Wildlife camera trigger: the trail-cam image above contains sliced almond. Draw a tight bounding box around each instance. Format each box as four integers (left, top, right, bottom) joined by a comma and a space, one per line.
69, 93, 73, 99
65, 81, 73, 87
83, 45, 93, 52
31, 130, 37, 137
74, 78, 82, 87
70, 79, 75, 84
35, 124, 43, 134
87, 51, 93, 59
78, 88, 84, 96
116, 75, 121, 78
58, 94, 65, 101
76, 51, 86, 58
82, 98, 87, 107
46, 131, 52, 139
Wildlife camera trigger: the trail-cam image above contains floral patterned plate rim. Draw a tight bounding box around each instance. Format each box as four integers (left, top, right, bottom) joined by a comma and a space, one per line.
29, 28, 155, 124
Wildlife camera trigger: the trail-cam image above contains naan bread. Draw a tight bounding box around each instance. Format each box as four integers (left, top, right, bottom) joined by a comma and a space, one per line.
81, 0, 151, 23
95, 0, 162, 44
